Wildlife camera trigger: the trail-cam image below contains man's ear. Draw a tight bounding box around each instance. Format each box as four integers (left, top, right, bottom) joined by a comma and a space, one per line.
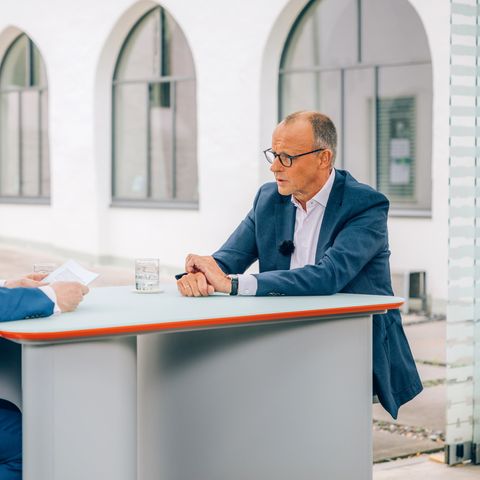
320, 149, 333, 168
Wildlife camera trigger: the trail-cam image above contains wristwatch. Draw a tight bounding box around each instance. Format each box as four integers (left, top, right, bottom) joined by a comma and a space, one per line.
228, 274, 239, 296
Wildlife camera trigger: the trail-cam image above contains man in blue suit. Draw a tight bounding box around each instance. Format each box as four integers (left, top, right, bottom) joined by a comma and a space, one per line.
0, 275, 88, 479
177, 111, 422, 419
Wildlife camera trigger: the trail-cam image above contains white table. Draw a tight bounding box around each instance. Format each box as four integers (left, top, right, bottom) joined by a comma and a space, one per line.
0, 285, 402, 480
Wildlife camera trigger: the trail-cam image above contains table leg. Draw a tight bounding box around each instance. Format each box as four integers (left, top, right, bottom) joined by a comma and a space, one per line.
22, 337, 137, 480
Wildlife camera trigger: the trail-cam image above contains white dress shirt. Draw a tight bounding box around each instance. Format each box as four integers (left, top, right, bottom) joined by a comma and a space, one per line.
237, 168, 336, 295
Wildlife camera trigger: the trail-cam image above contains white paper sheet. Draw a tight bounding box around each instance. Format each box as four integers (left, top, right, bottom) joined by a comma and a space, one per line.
43, 260, 99, 285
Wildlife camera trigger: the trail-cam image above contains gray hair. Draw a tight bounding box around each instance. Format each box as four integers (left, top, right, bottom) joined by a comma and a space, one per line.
283, 111, 337, 164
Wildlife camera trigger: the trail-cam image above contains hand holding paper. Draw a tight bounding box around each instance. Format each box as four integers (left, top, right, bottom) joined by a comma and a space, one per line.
51, 282, 90, 312
42, 260, 97, 313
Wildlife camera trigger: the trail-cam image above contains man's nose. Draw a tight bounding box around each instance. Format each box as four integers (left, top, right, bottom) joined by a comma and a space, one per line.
270, 156, 283, 173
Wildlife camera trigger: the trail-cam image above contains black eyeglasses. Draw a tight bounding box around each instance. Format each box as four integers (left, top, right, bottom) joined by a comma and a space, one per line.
263, 147, 326, 167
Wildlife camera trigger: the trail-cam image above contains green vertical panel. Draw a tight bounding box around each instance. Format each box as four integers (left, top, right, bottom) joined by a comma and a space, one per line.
377, 97, 416, 202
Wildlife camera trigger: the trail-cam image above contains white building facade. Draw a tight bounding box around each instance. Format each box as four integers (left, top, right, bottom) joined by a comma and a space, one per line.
0, 0, 449, 312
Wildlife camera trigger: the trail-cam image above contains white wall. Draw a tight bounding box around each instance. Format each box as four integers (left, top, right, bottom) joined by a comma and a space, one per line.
0, 0, 449, 312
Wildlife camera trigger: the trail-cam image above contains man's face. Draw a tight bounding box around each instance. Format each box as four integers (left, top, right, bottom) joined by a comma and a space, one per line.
270, 119, 331, 202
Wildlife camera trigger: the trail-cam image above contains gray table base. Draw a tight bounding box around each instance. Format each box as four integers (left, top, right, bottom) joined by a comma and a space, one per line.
14, 314, 371, 480
22, 338, 137, 480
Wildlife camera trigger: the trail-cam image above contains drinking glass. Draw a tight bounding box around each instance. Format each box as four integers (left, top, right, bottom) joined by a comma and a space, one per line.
135, 258, 160, 292
33, 263, 56, 275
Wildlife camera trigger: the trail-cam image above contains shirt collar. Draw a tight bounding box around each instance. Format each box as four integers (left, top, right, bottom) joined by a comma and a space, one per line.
291, 168, 336, 210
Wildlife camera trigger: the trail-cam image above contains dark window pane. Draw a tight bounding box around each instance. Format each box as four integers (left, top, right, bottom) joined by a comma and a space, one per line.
343, 67, 375, 185
175, 79, 197, 202
377, 97, 415, 201
32, 44, 47, 87
0, 35, 28, 89
113, 83, 148, 199
281, 72, 321, 115
317, 71, 343, 166
115, 9, 160, 81
150, 83, 174, 201
282, 0, 356, 71
115, 7, 196, 81
377, 64, 432, 210
362, 0, 430, 65
40, 90, 50, 197
21, 90, 40, 196
167, 11, 195, 77
280, 70, 343, 165
0, 92, 20, 195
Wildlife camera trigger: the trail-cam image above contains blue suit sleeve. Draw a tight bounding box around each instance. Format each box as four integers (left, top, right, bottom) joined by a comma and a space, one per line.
212, 190, 260, 274
0, 287, 55, 322
254, 196, 389, 296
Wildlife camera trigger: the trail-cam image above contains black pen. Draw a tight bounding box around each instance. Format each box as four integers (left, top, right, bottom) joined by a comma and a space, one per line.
175, 272, 188, 281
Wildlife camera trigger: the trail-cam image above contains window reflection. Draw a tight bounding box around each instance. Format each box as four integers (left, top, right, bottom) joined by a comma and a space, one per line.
280, 0, 432, 213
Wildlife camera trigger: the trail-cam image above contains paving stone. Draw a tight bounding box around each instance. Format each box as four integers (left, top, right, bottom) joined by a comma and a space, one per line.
373, 384, 445, 433
373, 430, 441, 463
404, 320, 446, 364
374, 454, 480, 479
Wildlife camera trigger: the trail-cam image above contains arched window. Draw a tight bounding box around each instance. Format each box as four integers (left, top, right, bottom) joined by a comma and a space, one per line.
280, 0, 432, 214
0, 34, 49, 201
112, 6, 197, 207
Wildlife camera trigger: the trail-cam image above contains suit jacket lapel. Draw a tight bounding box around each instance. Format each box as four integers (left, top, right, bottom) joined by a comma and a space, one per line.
315, 170, 345, 262
275, 197, 296, 270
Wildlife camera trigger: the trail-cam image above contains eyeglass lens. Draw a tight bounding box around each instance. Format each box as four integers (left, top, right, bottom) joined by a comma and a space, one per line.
265, 150, 291, 167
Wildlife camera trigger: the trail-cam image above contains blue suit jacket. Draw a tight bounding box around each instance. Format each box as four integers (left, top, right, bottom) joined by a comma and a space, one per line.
0, 287, 54, 322
213, 169, 422, 418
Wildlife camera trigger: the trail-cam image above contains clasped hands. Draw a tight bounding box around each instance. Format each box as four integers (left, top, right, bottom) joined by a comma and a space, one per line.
5, 273, 89, 312
177, 254, 232, 297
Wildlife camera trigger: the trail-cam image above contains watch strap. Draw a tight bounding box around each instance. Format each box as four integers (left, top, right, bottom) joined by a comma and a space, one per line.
229, 274, 239, 296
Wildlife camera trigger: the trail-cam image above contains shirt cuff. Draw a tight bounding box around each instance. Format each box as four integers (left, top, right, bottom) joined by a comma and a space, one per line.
39, 286, 61, 314
237, 274, 258, 296
0, 280, 4, 287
